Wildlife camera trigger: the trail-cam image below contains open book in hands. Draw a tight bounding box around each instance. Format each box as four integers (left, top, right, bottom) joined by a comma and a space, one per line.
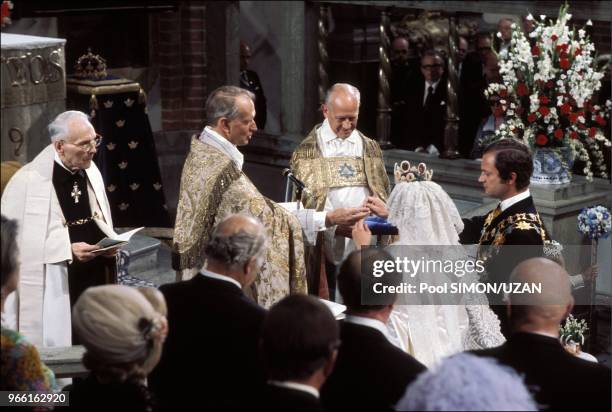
94, 227, 144, 252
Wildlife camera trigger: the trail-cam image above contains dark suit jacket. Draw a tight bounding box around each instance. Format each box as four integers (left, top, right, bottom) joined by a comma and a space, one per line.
256, 384, 323, 412
399, 75, 448, 151
470, 332, 611, 411
148, 274, 266, 410
458, 51, 489, 157
321, 321, 426, 411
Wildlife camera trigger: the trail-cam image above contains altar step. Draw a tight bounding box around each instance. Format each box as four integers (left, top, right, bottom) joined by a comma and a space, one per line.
122, 234, 175, 287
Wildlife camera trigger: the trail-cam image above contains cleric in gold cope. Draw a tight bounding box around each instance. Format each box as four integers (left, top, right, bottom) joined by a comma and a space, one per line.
1, 111, 119, 348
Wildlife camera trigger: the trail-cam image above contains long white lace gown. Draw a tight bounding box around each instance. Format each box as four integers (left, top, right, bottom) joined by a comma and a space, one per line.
384, 179, 505, 367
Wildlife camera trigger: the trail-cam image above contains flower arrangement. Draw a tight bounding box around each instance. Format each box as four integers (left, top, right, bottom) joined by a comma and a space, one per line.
577, 205, 612, 240
485, 4, 611, 180
559, 314, 588, 346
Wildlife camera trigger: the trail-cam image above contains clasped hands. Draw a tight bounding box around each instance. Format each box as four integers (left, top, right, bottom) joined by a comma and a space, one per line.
71, 242, 120, 263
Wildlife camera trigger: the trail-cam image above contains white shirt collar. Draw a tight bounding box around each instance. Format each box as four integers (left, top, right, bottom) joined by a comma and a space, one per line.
200, 268, 242, 290
268, 381, 319, 399
425, 79, 441, 92
344, 315, 393, 343
500, 189, 531, 212
53, 149, 78, 174
200, 126, 244, 170
319, 119, 358, 145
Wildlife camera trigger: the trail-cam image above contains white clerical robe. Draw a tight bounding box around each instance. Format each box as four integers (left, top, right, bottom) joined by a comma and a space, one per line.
316, 119, 371, 264
1, 144, 116, 348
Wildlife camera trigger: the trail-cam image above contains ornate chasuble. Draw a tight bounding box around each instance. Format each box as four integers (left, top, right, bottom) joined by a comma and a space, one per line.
290, 126, 390, 211
52, 162, 115, 308
172, 139, 307, 308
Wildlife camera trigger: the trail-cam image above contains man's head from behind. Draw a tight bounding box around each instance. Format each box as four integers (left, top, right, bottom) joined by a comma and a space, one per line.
50, 111, 99, 171
506, 258, 574, 335
203, 214, 267, 287
322, 83, 360, 139
338, 248, 397, 320
479, 139, 532, 200
206, 86, 257, 146
261, 295, 339, 386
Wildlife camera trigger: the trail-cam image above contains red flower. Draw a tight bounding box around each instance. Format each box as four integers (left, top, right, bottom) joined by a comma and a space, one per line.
551, 34, 558, 41
569, 113, 578, 123
554, 129, 564, 139
595, 115, 607, 126
570, 131, 578, 139
499, 89, 508, 98
539, 95, 549, 104
546, 80, 554, 88
527, 113, 537, 123
536, 134, 549, 146
560, 51, 568, 59
559, 58, 571, 69
538, 106, 550, 116
531, 45, 541, 56
517, 83, 529, 96
560, 104, 571, 115
588, 127, 597, 137
574, 48, 582, 56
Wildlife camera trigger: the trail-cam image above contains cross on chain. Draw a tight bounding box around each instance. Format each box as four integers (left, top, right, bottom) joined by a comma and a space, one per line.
71, 181, 82, 204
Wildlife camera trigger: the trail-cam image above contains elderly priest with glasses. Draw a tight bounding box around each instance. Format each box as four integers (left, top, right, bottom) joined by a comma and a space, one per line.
1, 110, 118, 348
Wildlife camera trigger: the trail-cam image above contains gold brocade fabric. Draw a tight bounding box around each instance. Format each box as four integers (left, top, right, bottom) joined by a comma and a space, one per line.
173, 139, 307, 307
290, 125, 390, 211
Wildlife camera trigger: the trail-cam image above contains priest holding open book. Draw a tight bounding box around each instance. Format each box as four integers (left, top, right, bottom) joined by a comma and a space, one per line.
1, 111, 122, 348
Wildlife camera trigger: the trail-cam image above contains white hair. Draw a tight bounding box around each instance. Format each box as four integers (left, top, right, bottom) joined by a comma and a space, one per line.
48, 110, 92, 142
396, 353, 538, 411
325, 83, 361, 106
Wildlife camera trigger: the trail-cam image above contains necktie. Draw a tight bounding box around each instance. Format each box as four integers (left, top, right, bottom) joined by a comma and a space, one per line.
424, 85, 435, 109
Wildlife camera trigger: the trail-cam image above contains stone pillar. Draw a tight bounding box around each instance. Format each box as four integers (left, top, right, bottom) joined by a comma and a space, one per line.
317, 5, 329, 105
442, 14, 460, 159
279, 2, 305, 138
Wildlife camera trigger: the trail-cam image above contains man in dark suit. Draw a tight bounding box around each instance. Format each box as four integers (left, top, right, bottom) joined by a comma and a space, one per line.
240, 41, 267, 130
401, 49, 447, 154
321, 249, 426, 411
149, 214, 268, 410
258, 295, 339, 411
460, 139, 550, 335
471, 258, 611, 411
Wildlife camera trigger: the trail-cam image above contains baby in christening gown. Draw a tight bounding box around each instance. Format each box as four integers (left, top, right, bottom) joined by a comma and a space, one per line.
354, 161, 505, 367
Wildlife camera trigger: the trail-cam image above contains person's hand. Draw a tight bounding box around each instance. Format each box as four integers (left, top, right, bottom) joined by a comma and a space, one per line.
71, 242, 102, 262
352, 219, 372, 247
335, 225, 354, 238
581, 265, 599, 282
100, 246, 120, 259
363, 196, 389, 218
326, 206, 369, 227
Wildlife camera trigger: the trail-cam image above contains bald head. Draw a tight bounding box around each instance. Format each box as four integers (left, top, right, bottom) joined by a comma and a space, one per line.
507, 258, 574, 332
323, 83, 360, 139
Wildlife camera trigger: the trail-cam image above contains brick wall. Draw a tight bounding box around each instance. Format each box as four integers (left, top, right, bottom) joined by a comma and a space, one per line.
153, 1, 207, 131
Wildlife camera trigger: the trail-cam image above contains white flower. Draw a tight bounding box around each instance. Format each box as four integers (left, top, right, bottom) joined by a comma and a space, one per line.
586, 19, 593, 26
526, 14, 534, 21
497, 32, 502, 39
540, 14, 546, 20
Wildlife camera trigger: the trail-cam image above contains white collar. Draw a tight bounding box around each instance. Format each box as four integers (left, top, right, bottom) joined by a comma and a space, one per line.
528, 330, 559, 340
53, 149, 79, 174
425, 79, 441, 92
344, 315, 393, 343
200, 268, 242, 290
200, 126, 244, 170
319, 119, 359, 144
268, 381, 319, 399
500, 189, 531, 212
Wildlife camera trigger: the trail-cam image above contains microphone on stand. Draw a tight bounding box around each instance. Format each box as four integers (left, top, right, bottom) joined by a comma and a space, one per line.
282, 168, 309, 193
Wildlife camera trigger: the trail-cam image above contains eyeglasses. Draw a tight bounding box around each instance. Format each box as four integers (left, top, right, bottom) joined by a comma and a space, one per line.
62, 134, 103, 151
421, 64, 442, 70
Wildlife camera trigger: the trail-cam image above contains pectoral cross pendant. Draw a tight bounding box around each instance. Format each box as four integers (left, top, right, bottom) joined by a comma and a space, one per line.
71, 181, 82, 204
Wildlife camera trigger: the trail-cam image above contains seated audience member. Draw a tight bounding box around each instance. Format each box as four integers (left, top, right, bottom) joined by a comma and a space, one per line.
471, 92, 506, 159
1, 215, 56, 392
470, 258, 611, 411
259, 295, 339, 411
65, 285, 167, 412
321, 249, 426, 412
149, 214, 268, 410
396, 353, 537, 411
